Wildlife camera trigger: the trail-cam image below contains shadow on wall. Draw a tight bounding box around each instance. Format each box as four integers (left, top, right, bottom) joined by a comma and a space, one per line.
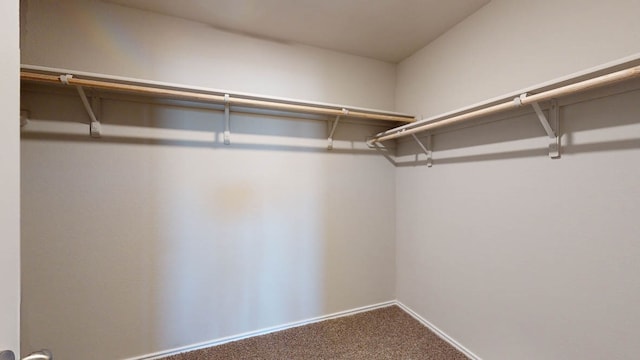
391, 79, 640, 167
19, 82, 396, 359
20, 133, 332, 357
150, 156, 329, 348
19, 83, 391, 155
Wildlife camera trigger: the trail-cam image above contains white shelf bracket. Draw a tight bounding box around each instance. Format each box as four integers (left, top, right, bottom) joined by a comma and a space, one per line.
411, 133, 433, 167
328, 108, 348, 150
547, 99, 561, 159
60, 74, 101, 138
91, 96, 102, 138
365, 136, 376, 149
531, 101, 556, 139
224, 93, 231, 145
515, 93, 560, 159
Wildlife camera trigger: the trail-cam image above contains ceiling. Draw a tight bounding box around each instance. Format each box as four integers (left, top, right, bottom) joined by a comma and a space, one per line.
105, 0, 490, 63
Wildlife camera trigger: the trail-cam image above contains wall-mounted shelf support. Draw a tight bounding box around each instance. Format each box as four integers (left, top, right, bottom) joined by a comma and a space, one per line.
369, 64, 640, 163
327, 109, 348, 150
91, 96, 102, 138
224, 93, 231, 145
22, 66, 416, 149
411, 134, 433, 167
60, 74, 101, 138
530, 101, 555, 138
515, 94, 560, 158
548, 99, 560, 159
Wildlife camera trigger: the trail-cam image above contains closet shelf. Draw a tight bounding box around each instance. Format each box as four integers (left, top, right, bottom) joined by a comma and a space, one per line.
369, 63, 640, 144
20, 65, 417, 124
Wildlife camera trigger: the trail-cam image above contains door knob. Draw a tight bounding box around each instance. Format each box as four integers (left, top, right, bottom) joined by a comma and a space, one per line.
0, 350, 53, 360
22, 350, 52, 360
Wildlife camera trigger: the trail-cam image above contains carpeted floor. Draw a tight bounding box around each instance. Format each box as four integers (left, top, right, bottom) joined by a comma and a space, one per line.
163, 305, 469, 359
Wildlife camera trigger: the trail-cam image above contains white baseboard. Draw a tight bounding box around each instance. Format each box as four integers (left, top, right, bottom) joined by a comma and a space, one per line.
124, 300, 396, 360
394, 301, 482, 360
125, 300, 480, 360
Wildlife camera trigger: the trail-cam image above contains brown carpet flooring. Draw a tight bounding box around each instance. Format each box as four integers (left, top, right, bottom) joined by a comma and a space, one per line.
163, 305, 468, 359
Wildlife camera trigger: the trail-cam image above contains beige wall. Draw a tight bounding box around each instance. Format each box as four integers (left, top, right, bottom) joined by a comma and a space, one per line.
21, 0, 640, 359
0, 0, 20, 357
21, 0, 396, 110
20, 1, 396, 359
396, 0, 640, 118
395, 0, 640, 359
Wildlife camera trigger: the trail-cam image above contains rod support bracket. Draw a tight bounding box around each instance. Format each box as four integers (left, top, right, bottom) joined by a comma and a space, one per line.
530, 101, 556, 138
76, 88, 102, 137
60, 74, 102, 138
528, 99, 560, 158
411, 133, 433, 167
547, 99, 561, 159
518, 93, 560, 158
89, 96, 102, 138
327, 109, 348, 150
223, 94, 231, 145
365, 136, 376, 149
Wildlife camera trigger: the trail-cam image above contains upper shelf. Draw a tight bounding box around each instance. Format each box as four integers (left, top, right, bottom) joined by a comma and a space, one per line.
20, 65, 416, 124
369, 57, 640, 144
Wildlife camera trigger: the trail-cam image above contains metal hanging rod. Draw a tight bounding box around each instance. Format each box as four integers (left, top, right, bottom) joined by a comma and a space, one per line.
369, 64, 640, 144
20, 70, 416, 123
